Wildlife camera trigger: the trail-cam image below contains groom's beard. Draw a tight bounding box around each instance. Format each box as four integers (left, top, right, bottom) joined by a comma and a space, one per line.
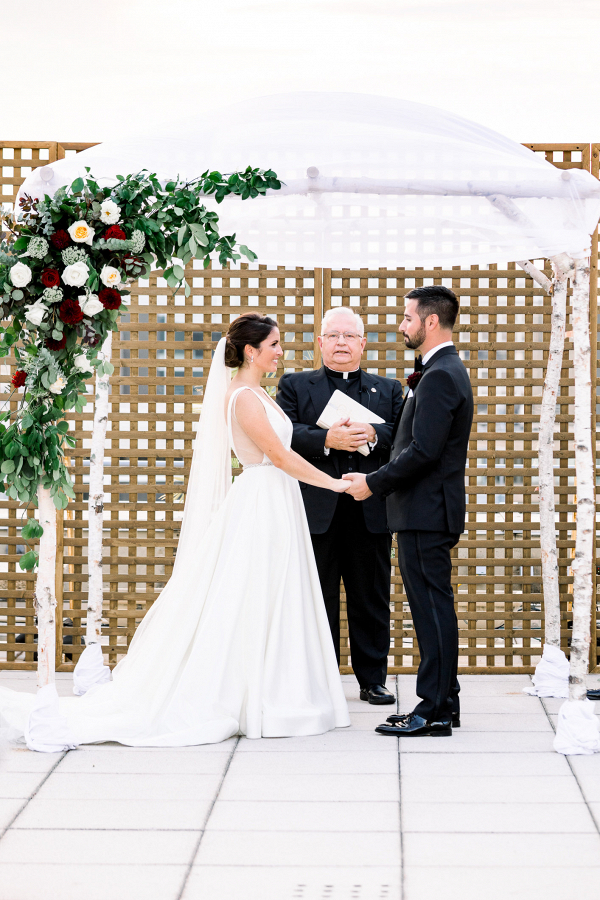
403, 321, 427, 351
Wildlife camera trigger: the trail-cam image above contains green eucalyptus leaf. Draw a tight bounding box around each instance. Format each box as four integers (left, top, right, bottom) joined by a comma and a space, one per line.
1, 460, 15, 474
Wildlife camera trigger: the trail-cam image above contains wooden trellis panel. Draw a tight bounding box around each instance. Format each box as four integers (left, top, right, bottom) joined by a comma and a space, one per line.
0, 141, 598, 674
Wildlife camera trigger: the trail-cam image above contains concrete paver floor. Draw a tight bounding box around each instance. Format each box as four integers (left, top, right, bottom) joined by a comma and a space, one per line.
1, 672, 599, 900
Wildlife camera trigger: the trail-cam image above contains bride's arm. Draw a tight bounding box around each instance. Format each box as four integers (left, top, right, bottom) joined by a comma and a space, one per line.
233, 390, 347, 492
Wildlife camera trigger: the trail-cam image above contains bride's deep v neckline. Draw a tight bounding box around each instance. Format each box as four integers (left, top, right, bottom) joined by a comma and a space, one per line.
227, 385, 287, 424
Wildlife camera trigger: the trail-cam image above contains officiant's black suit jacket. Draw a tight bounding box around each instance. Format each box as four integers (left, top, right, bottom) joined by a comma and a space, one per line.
366, 346, 473, 534
276, 367, 404, 534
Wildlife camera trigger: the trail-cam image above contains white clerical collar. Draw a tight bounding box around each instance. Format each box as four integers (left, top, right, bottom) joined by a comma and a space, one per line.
422, 341, 454, 366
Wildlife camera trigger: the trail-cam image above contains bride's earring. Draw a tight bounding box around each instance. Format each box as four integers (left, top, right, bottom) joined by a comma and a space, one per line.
250, 354, 254, 363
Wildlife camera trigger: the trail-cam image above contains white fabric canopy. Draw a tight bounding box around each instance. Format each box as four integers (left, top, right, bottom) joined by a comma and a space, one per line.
17, 93, 600, 267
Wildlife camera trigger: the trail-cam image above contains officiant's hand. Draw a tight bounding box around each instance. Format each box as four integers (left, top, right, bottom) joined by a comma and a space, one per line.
342, 472, 373, 500
325, 418, 375, 452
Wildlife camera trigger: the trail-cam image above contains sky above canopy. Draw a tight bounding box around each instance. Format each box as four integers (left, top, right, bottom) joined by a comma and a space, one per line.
4, 0, 599, 144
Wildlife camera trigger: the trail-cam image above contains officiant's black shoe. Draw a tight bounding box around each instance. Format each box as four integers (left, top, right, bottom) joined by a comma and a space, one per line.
587, 689, 600, 701
385, 711, 460, 728
360, 684, 396, 705
375, 712, 452, 737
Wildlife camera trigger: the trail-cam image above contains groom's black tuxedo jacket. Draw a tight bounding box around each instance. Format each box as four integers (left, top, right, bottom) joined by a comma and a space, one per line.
367, 346, 473, 534
277, 367, 404, 534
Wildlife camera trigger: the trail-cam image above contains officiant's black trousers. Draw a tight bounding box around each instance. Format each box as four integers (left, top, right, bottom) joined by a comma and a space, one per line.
311, 493, 392, 687
396, 530, 461, 720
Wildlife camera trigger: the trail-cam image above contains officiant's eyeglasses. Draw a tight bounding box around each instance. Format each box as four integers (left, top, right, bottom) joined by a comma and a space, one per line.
322, 332, 362, 342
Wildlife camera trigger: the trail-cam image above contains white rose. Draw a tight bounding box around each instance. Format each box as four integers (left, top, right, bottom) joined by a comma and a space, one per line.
100, 200, 121, 224
49, 377, 67, 394
73, 353, 94, 374
62, 261, 90, 287
100, 265, 121, 288
78, 293, 104, 316
24, 301, 48, 327
68, 220, 95, 245
10, 262, 32, 288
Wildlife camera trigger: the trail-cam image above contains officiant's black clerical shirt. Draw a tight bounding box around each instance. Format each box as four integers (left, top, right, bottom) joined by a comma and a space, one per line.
324, 366, 364, 475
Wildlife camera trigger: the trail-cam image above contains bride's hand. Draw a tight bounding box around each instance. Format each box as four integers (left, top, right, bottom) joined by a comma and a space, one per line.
331, 478, 350, 493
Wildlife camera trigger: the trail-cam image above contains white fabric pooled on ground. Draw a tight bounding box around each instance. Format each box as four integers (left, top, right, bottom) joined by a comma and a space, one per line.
23, 684, 78, 753
73, 643, 111, 696
554, 698, 600, 755
523, 644, 569, 698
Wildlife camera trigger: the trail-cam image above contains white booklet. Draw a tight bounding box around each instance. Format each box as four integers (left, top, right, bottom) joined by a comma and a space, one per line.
317, 389, 385, 456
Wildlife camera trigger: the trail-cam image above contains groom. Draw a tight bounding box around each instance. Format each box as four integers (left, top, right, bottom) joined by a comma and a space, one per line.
277, 308, 404, 703
344, 286, 473, 736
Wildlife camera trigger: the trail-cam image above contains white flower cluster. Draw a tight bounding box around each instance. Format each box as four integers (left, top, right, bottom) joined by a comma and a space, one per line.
130, 230, 146, 254
42, 287, 63, 303
9, 262, 32, 287
61, 246, 88, 266
26, 237, 49, 259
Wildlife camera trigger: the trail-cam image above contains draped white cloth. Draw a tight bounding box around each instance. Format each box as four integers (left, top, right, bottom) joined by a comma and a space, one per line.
17, 93, 600, 268
554, 699, 600, 756
523, 644, 569, 699
0, 340, 349, 748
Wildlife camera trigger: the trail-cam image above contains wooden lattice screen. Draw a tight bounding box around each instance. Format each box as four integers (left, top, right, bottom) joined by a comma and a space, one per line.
1, 141, 598, 674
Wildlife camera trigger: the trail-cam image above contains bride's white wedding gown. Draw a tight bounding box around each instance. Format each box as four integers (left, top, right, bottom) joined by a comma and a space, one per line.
0, 380, 350, 747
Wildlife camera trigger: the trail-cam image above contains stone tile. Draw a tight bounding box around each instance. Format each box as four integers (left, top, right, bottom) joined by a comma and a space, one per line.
567, 754, 600, 778
236, 731, 393, 752
400, 751, 571, 777
402, 774, 582, 803
184, 866, 402, 900
0, 748, 64, 774
219, 772, 398, 802
195, 830, 402, 867
403, 831, 600, 867
0, 828, 198, 864
14, 798, 212, 830
457, 714, 552, 732
399, 731, 554, 753
0, 773, 48, 799
228, 749, 398, 775
571, 775, 600, 802
207, 800, 400, 832
454, 696, 548, 714
403, 800, 595, 833
404, 865, 600, 900
349, 711, 394, 730
0, 798, 22, 831
0, 863, 186, 900
58, 749, 231, 774
35, 772, 222, 801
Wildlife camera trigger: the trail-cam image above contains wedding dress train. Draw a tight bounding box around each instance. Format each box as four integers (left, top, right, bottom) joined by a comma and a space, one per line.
0, 342, 349, 748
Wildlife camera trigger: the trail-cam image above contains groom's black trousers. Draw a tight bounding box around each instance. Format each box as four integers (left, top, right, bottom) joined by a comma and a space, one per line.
310, 493, 392, 688
396, 530, 461, 720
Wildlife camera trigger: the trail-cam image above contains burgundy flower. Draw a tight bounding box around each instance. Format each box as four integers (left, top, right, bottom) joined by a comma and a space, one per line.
104, 224, 126, 241
45, 334, 67, 351
98, 287, 121, 310
50, 229, 71, 250
58, 298, 84, 326
11, 370, 27, 388
406, 371, 422, 391
41, 268, 61, 288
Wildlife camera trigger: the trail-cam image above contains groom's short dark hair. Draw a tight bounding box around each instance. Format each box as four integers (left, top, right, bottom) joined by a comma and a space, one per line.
405, 285, 459, 331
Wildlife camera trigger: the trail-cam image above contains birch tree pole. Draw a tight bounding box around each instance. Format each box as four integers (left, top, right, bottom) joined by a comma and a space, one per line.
34, 486, 58, 689
554, 255, 600, 754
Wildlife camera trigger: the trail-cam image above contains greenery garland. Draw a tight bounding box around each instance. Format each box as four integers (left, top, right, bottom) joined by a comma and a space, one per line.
0, 165, 281, 568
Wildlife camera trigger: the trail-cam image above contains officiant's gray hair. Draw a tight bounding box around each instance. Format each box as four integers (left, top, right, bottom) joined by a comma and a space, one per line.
321, 307, 364, 336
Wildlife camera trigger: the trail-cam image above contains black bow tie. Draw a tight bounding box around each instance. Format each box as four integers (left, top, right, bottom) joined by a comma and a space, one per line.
414, 356, 423, 372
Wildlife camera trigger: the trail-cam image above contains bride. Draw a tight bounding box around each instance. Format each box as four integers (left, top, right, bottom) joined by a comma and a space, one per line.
0, 313, 351, 748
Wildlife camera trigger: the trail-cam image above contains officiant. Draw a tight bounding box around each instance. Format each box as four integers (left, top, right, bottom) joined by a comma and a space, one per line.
277, 308, 404, 704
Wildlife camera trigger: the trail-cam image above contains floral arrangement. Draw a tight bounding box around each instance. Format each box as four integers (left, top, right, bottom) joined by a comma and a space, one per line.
0, 165, 281, 567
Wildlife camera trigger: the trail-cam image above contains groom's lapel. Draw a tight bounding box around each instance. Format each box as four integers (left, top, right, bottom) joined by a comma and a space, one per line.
307, 367, 333, 421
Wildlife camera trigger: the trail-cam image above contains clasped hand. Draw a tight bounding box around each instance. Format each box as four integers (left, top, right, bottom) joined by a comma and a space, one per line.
325, 417, 375, 452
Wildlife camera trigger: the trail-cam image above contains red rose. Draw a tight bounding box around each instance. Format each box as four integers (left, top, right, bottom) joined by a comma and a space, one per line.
41, 268, 61, 288
45, 334, 67, 351
50, 229, 71, 250
406, 371, 422, 391
11, 370, 27, 388
58, 298, 84, 326
104, 224, 126, 241
98, 287, 122, 310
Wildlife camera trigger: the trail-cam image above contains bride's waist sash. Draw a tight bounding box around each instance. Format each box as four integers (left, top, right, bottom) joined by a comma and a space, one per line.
242, 461, 275, 470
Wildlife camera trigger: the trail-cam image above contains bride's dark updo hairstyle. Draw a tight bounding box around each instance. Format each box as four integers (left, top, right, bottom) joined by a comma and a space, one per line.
224, 313, 278, 368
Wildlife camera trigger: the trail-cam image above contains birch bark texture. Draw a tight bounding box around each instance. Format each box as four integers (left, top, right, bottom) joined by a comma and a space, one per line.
34, 484, 57, 689
86, 331, 112, 645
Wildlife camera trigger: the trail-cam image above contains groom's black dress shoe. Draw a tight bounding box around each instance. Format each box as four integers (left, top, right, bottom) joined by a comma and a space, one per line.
587, 689, 600, 700
360, 684, 395, 705
385, 711, 460, 728
375, 712, 452, 737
